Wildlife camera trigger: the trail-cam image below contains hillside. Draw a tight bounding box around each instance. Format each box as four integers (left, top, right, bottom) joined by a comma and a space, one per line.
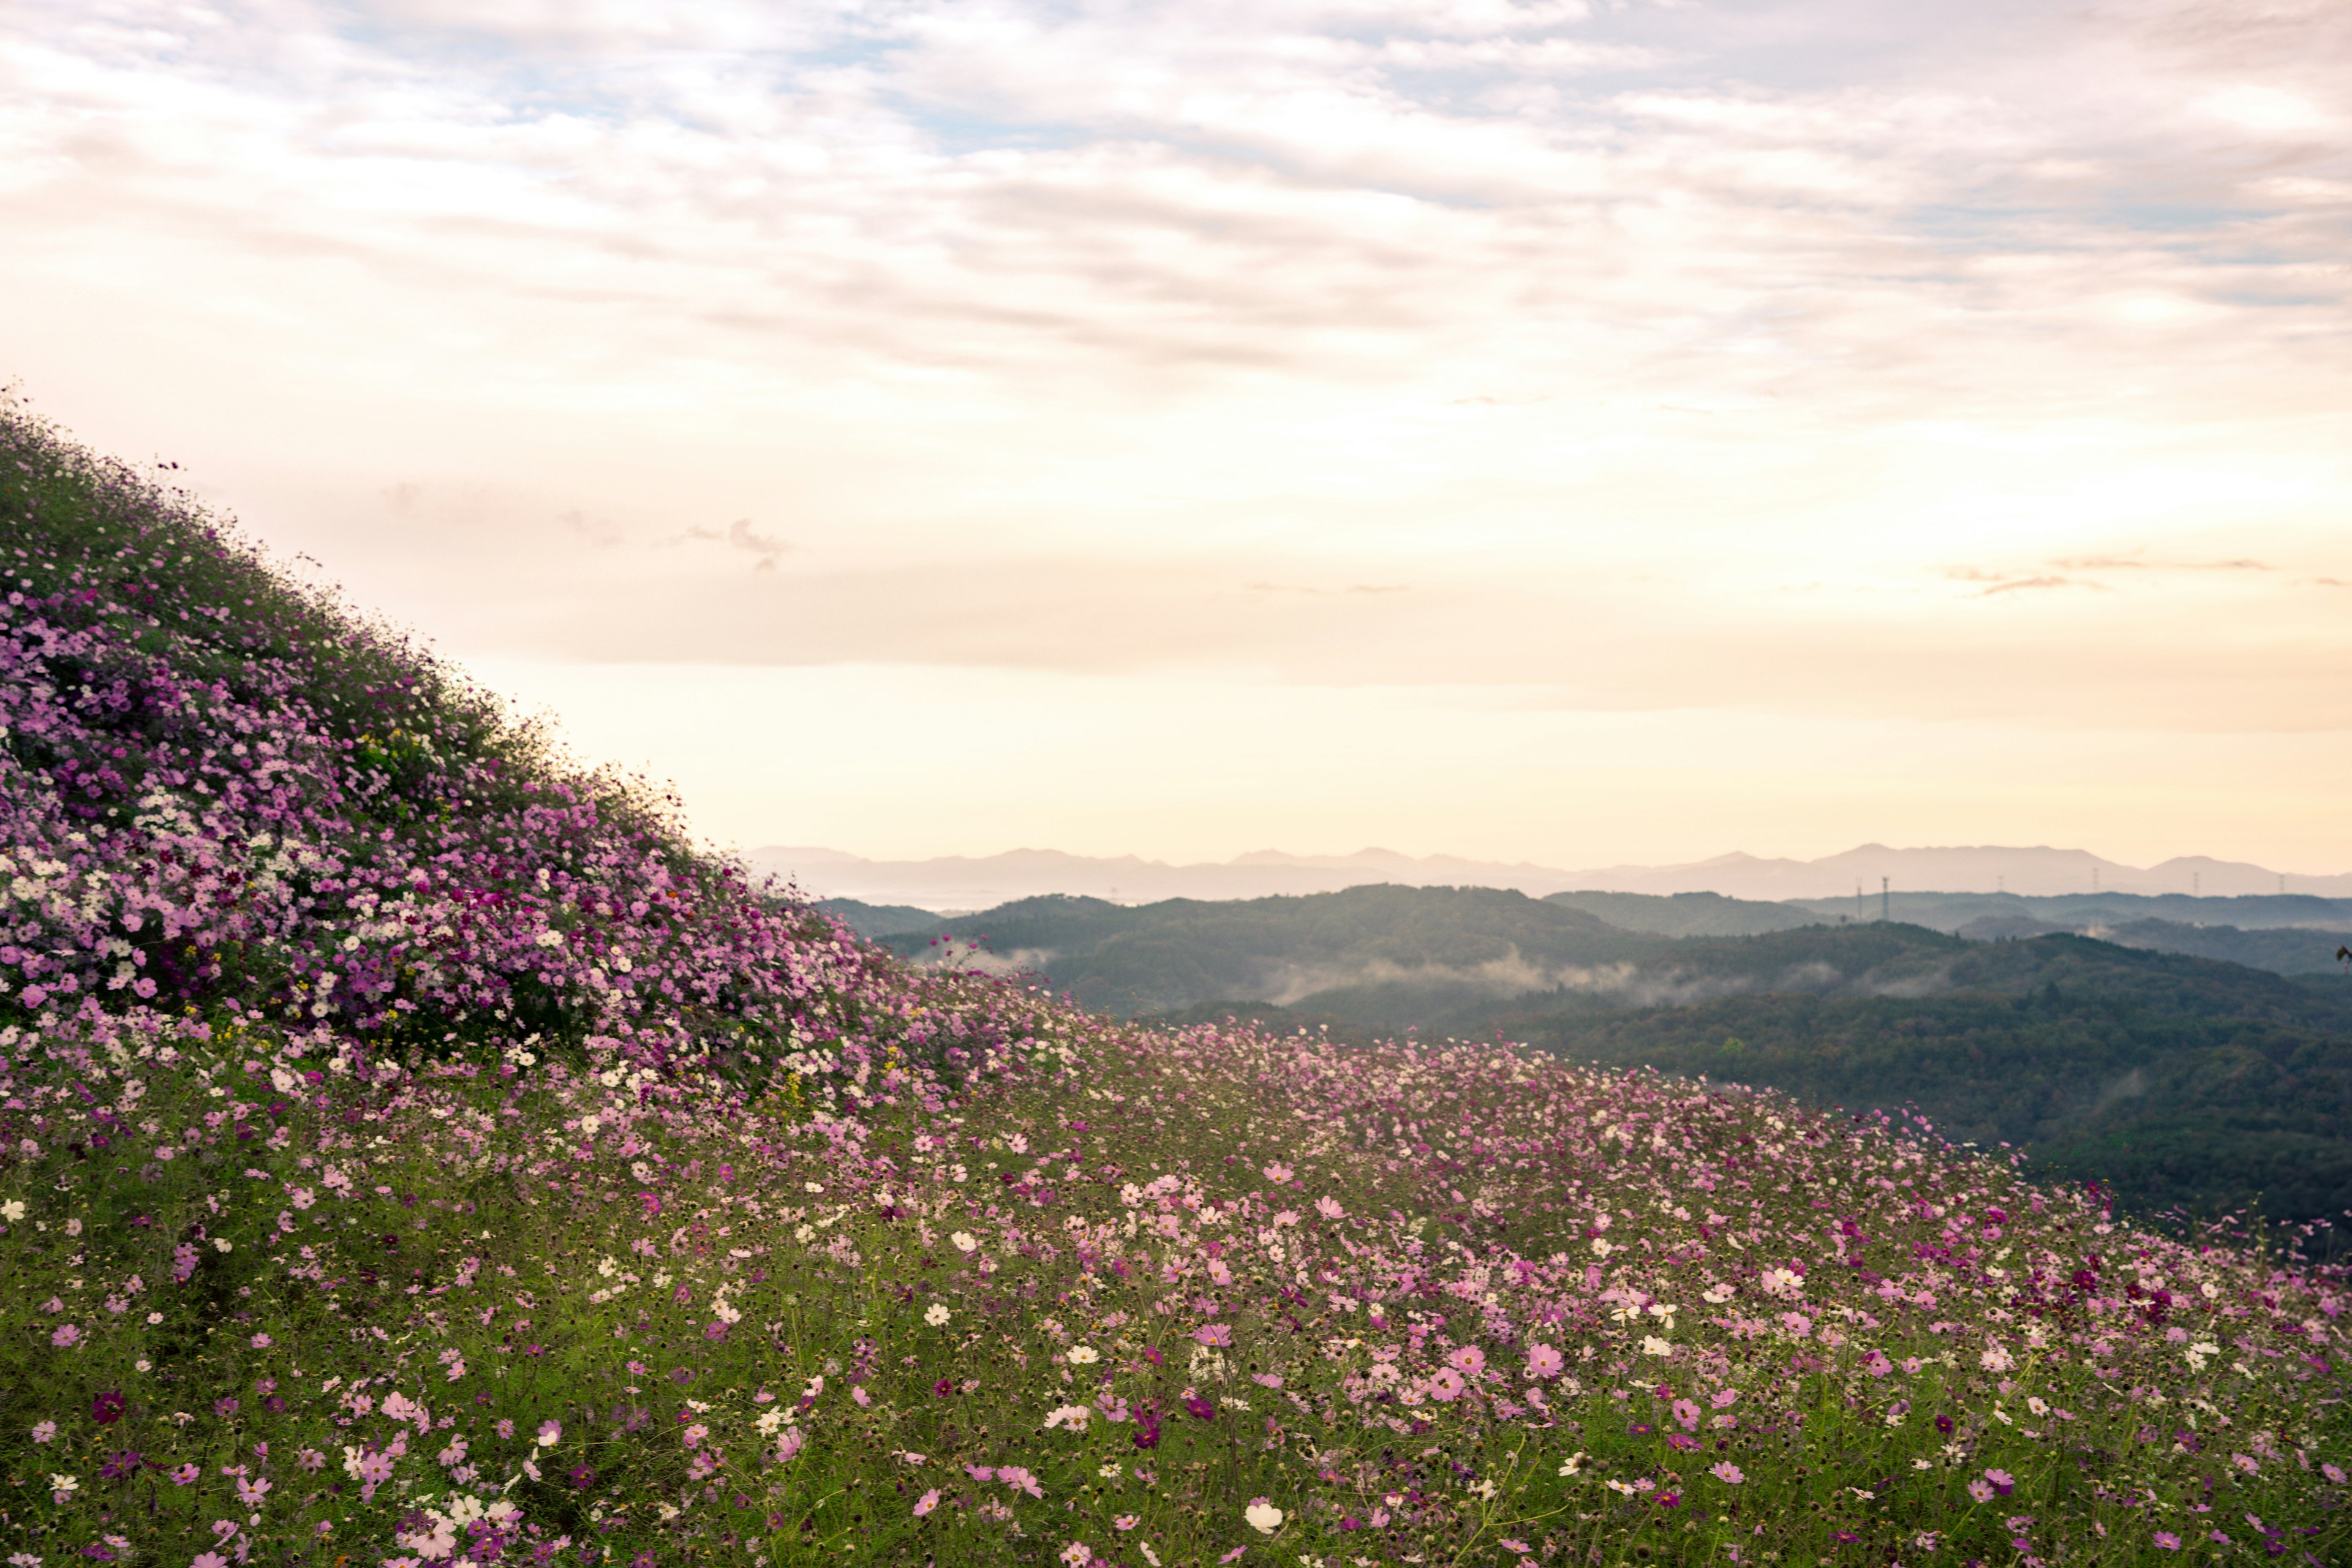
814, 897, 952, 939
1161, 921, 2352, 1222
882, 885, 1674, 1018
2, 404, 2347, 1566
1540, 890, 1817, 938
997, 900, 2352, 1224
1503, 959, 2352, 1231
1789, 888, 2352, 938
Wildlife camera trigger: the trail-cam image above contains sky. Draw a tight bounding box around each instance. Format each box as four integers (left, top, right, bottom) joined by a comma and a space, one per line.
4, 0, 2350, 873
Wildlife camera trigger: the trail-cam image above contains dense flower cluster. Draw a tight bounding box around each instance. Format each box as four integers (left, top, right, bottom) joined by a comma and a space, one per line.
0, 402, 963, 1107
1, 407, 2345, 1566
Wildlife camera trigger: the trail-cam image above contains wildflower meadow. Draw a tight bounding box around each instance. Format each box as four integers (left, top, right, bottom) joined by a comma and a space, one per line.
1, 401, 2346, 1567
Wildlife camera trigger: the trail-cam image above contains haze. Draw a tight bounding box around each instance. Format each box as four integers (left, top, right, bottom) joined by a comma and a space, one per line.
4, 0, 2348, 872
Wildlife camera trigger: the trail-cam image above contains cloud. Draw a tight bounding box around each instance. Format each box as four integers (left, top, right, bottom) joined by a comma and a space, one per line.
1245, 580, 1410, 596
2048, 555, 2270, 572
1973, 576, 2094, 597
4, 0, 2352, 862
677, 520, 788, 572
559, 510, 622, 548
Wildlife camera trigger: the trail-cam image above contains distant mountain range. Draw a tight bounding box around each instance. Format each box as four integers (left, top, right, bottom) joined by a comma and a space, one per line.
747, 841, 2352, 910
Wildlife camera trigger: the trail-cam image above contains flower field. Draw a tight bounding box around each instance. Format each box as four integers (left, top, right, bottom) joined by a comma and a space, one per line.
1, 403, 2346, 1567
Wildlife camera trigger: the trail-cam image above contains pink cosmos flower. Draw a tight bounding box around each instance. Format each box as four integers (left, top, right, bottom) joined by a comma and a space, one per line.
1194, 1324, 1232, 1347
1446, 1346, 1485, 1376
1673, 1400, 1702, 1431
1428, 1368, 1466, 1401
1709, 1387, 1740, 1408
1967, 1479, 1996, 1503
1262, 1163, 1292, 1184
2153, 1532, 2180, 1550
31, 1421, 56, 1444
50, 1323, 81, 1348
914, 1488, 940, 1517
235, 1476, 270, 1508
1711, 1462, 1744, 1484
1525, 1344, 1564, 1379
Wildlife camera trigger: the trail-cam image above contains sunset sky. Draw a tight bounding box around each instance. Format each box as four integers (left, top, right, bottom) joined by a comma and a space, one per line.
4, 1, 2349, 872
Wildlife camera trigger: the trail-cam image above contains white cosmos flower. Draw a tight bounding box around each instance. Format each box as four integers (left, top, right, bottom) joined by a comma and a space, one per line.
925, 1303, 951, 1326
951, 1231, 979, 1253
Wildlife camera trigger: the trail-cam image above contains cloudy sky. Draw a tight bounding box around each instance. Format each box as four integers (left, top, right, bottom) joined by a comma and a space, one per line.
5, 0, 2349, 872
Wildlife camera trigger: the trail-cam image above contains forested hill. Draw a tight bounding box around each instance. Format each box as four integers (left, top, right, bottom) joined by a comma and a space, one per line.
881, 884, 1673, 1016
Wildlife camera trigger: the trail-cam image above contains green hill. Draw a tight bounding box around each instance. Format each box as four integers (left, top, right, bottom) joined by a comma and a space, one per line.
885, 884, 1672, 1017
1543, 888, 1819, 936
813, 895, 952, 938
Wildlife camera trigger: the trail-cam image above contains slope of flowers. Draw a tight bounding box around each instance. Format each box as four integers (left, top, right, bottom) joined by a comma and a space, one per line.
1, 405, 2346, 1567
0, 400, 924, 1099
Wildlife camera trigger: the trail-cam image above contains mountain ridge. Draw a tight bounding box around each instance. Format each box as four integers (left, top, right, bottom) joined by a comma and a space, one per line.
751, 839, 2352, 909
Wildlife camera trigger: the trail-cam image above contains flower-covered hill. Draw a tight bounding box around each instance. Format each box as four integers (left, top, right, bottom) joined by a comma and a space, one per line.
0, 402, 2346, 1568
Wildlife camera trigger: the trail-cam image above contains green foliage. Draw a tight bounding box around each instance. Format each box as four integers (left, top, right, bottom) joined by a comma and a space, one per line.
888, 886, 1665, 1017
1506, 966, 2352, 1229
1135, 913, 2352, 1227
1542, 891, 1819, 938
815, 900, 951, 940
